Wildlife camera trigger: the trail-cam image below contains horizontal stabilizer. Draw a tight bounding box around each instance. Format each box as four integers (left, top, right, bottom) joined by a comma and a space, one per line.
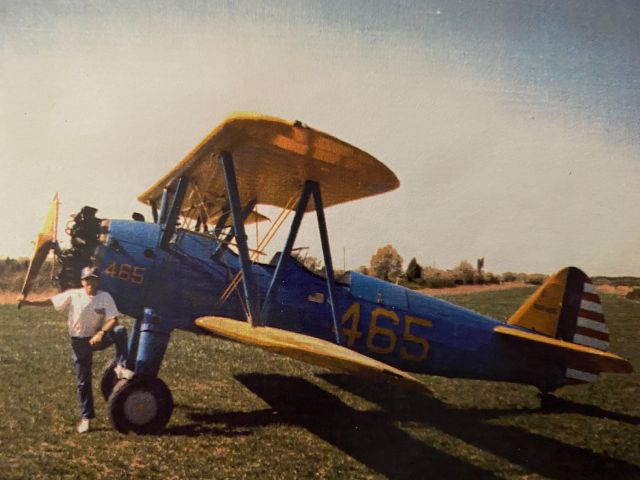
495, 325, 632, 374
195, 316, 429, 394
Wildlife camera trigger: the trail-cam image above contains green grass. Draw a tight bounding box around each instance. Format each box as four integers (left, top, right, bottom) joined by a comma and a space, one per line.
1, 289, 639, 479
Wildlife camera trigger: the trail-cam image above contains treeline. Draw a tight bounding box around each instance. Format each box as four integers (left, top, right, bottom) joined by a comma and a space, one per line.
592, 276, 640, 288
2, 246, 551, 294
0, 257, 55, 292
356, 244, 548, 288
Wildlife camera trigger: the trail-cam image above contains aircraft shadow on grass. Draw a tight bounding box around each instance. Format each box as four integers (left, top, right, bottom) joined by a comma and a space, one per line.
173, 373, 639, 479
319, 374, 640, 479
534, 395, 640, 425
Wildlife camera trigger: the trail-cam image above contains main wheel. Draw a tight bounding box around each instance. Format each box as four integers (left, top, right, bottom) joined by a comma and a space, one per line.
108, 376, 173, 434
100, 360, 117, 401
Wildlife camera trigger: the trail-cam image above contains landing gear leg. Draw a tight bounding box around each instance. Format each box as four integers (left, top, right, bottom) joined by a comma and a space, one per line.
101, 316, 143, 401
108, 309, 173, 434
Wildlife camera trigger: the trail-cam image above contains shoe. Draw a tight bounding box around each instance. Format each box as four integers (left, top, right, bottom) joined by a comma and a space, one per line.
77, 418, 90, 434
114, 364, 135, 380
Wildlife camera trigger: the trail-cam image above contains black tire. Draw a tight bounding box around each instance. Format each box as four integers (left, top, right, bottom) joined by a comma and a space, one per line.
108, 376, 173, 434
100, 360, 118, 401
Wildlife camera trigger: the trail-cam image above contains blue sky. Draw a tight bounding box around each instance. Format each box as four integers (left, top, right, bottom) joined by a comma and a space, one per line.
1, 0, 639, 275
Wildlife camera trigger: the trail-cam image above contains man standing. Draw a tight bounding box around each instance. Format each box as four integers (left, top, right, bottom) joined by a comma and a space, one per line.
18, 266, 133, 433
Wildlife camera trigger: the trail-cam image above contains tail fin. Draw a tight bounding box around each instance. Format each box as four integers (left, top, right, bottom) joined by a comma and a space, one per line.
507, 267, 617, 385
508, 267, 609, 350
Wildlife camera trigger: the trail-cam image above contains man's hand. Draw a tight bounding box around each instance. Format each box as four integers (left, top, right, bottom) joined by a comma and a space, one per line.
16, 294, 26, 310
89, 330, 105, 346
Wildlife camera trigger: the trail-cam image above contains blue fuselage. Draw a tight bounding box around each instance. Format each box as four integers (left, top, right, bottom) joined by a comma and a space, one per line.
96, 219, 563, 390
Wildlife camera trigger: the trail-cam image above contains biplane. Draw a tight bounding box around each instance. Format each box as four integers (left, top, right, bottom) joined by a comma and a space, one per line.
21, 113, 633, 434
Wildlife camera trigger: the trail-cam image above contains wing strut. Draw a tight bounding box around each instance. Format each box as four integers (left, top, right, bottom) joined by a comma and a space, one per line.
216, 150, 342, 345
261, 180, 343, 346
217, 192, 298, 305
220, 151, 259, 324
311, 181, 341, 346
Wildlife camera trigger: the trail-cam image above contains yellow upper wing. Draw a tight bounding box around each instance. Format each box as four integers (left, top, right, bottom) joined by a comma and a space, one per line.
138, 113, 399, 213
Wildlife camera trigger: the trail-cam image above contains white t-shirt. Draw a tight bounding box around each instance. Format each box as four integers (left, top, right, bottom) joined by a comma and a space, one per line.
51, 288, 120, 337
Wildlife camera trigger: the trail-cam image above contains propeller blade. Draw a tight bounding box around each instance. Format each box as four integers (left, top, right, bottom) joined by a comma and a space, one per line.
21, 194, 59, 297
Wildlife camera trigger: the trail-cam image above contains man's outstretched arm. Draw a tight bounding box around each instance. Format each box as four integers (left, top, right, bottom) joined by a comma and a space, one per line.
17, 294, 53, 309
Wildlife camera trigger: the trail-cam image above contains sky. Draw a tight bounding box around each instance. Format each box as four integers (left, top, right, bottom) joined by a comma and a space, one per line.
1, 0, 639, 276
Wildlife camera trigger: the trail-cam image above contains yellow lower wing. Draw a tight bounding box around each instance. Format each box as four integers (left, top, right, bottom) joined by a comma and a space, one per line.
195, 316, 429, 394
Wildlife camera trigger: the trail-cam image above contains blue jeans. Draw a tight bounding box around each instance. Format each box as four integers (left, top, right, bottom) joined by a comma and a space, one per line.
70, 325, 129, 419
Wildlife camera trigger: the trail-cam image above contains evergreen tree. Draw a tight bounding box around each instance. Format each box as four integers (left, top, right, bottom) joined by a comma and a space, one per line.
406, 257, 422, 281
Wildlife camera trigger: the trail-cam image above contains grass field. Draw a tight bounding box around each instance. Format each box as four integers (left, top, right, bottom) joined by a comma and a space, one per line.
1, 288, 639, 479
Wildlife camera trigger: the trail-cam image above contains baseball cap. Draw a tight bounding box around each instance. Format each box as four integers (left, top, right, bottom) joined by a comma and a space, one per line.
80, 266, 100, 280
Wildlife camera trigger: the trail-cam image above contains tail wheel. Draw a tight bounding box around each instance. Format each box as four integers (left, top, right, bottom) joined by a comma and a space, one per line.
100, 360, 117, 401
108, 377, 173, 434
540, 393, 561, 412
